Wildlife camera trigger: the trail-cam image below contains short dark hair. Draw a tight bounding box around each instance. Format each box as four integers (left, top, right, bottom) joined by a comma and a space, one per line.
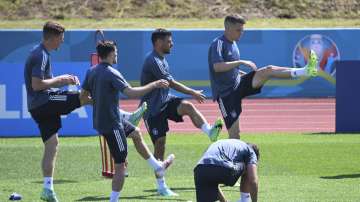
151, 28, 172, 45
247, 143, 260, 161
96, 40, 117, 59
224, 14, 246, 28
43, 21, 65, 40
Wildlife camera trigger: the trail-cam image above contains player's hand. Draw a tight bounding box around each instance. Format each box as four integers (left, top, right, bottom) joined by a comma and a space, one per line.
154, 79, 169, 88
71, 75, 80, 85
57, 74, 78, 86
191, 89, 206, 103
242, 60, 257, 71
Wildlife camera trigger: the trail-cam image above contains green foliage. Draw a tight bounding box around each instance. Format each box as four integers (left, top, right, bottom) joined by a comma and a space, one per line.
1, 134, 360, 201
0, 0, 360, 20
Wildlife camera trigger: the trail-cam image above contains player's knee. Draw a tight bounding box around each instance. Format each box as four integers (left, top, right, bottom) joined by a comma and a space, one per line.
257, 66, 273, 79
180, 101, 196, 115
130, 128, 142, 141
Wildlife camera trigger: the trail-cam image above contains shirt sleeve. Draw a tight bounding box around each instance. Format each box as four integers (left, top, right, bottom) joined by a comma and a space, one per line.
247, 147, 258, 165
111, 70, 130, 92
81, 69, 91, 91
31, 52, 47, 79
150, 57, 174, 81
209, 39, 225, 64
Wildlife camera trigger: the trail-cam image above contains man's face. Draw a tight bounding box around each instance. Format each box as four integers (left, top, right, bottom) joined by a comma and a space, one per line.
229, 23, 244, 41
52, 33, 64, 50
159, 36, 173, 54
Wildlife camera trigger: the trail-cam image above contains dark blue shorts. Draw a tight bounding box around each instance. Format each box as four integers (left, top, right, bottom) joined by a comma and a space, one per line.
29, 91, 81, 142
194, 164, 240, 202
144, 97, 184, 143
217, 71, 262, 129
102, 120, 135, 164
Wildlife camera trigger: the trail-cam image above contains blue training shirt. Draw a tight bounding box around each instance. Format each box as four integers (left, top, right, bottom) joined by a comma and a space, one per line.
197, 139, 257, 175
140, 50, 174, 119
208, 35, 242, 100
82, 62, 130, 134
24, 43, 53, 110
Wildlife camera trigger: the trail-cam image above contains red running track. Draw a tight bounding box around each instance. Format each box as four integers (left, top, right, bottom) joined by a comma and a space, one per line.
121, 98, 335, 134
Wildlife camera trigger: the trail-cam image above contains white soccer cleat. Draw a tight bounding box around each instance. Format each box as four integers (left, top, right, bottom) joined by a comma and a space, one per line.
155, 154, 175, 178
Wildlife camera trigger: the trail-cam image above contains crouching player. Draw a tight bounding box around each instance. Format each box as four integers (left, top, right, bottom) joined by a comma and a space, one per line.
194, 139, 260, 202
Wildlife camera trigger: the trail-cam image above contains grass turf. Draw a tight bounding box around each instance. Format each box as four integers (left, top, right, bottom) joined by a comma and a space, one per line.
0, 133, 359, 201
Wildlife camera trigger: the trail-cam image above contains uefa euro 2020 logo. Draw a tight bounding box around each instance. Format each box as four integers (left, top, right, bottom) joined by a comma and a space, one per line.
293, 34, 340, 78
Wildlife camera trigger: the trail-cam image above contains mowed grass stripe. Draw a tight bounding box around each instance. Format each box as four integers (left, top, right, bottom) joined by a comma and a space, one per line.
0, 134, 359, 201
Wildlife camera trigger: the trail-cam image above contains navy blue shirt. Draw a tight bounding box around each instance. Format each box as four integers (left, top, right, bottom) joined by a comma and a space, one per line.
24, 43, 53, 110
140, 50, 174, 119
208, 35, 242, 100
197, 139, 257, 175
82, 62, 130, 134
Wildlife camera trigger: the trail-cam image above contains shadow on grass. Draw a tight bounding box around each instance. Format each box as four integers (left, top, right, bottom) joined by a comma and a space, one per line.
33, 179, 78, 184
76, 194, 189, 201
320, 173, 360, 179
305, 132, 335, 135
76, 196, 109, 201
143, 187, 195, 193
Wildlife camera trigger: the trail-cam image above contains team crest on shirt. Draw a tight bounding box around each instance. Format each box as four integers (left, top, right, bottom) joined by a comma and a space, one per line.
228, 51, 232, 56
152, 128, 159, 136
231, 110, 237, 118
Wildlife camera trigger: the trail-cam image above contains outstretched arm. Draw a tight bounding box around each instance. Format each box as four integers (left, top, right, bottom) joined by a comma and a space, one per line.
32, 74, 79, 91
214, 60, 257, 73
123, 79, 169, 98
169, 80, 206, 103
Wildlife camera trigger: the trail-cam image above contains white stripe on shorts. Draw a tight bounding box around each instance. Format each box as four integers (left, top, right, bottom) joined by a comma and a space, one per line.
218, 97, 228, 118
114, 130, 125, 152
49, 95, 67, 101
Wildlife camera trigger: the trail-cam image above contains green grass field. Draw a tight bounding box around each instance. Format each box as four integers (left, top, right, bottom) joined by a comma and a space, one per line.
1, 133, 360, 202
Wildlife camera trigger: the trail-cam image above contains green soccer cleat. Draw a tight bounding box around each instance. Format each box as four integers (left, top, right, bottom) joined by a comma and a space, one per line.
40, 188, 58, 202
306, 49, 318, 77
208, 118, 223, 142
157, 187, 179, 197
128, 102, 147, 126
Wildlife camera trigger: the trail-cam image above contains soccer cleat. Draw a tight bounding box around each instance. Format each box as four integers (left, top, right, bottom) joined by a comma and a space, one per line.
128, 102, 147, 126
40, 188, 58, 202
155, 154, 175, 178
208, 118, 223, 142
305, 49, 318, 77
157, 187, 179, 196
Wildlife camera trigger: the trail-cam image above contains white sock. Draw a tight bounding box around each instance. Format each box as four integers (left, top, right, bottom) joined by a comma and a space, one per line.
157, 177, 167, 190
119, 109, 131, 120
109, 191, 120, 202
291, 67, 306, 78
43, 177, 53, 190
238, 192, 251, 202
201, 123, 212, 136
147, 155, 162, 170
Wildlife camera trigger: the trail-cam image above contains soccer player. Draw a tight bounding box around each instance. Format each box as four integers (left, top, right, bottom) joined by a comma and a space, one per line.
208, 14, 318, 139
194, 139, 260, 202
80, 40, 174, 202
24, 21, 92, 202
140, 28, 224, 196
